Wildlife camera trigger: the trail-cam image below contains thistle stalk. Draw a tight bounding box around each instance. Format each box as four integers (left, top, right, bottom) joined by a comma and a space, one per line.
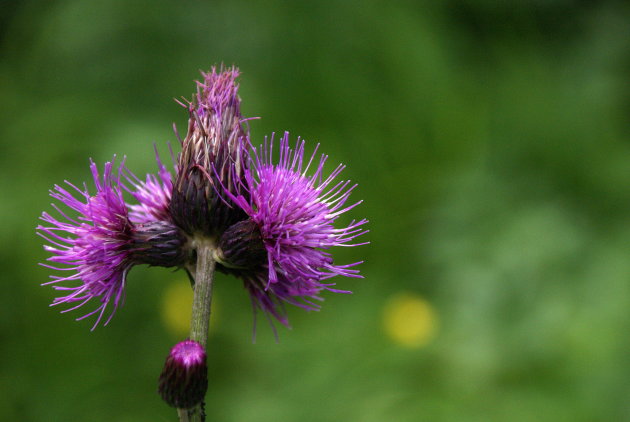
190, 241, 217, 348
178, 240, 216, 422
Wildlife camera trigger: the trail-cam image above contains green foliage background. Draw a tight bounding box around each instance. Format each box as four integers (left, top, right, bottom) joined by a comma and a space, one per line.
1, 1, 629, 420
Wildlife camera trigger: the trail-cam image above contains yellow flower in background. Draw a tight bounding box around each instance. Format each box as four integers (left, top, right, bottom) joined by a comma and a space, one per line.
161, 279, 220, 338
161, 280, 192, 337
383, 292, 437, 348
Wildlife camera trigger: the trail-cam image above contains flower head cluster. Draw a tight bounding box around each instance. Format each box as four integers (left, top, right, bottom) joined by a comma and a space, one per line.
38, 66, 367, 331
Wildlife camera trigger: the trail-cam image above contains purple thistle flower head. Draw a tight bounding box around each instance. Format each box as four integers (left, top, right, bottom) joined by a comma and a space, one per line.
170, 65, 250, 237
124, 147, 174, 225
158, 340, 208, 409
217, 132, 368, 327
38, 158, 188, 329
37, 159, 136, 329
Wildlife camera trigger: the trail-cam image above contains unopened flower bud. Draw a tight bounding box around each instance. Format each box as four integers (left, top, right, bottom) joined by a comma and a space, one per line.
170, 66, 249, 237
158, 340, 208, 409
215, 219, 266, 272
131, 221, 190, 268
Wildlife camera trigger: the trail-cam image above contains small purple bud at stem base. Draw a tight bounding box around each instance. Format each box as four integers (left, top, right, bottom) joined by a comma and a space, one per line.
158, 340, 208, 410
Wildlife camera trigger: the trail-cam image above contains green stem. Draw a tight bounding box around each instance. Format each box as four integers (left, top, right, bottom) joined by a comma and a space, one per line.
189, 242, 216, 349
177, 241, 216, 422
177, 408, 190, 422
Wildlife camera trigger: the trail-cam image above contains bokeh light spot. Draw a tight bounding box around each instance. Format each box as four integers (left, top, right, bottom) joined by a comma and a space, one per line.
161, 279, 193, 337
383, 292, 437, 348
161, 278, 220, 338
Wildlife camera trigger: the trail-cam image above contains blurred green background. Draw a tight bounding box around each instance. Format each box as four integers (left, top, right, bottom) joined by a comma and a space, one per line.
2, 0, 630, 421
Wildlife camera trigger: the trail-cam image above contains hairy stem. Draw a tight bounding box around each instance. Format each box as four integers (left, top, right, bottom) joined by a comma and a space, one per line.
190, 242, 216, 348
178, 241, 216, 422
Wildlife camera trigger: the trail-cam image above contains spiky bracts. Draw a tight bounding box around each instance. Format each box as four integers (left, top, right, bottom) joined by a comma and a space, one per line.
170, 66, 249, 237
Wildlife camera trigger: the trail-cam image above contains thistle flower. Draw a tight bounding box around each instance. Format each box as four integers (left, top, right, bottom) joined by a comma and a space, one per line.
38, 159, 187, 329
124, 147, 174, 225
38, 67, 367, 339
216, 132, 368, 326
158, 340, 208, 409
170, 66, 250, 237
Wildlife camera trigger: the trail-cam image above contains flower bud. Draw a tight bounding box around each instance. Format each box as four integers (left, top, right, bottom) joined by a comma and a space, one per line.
158, 340, 208, 409
215, 219, 267, 273
170, 66, 249, 238
131, 221, 190, 268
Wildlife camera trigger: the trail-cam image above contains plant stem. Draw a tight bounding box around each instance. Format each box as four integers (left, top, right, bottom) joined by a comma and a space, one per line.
177, 408, 190, 422
178, 241, 216, 422
189, 242, 216, 349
